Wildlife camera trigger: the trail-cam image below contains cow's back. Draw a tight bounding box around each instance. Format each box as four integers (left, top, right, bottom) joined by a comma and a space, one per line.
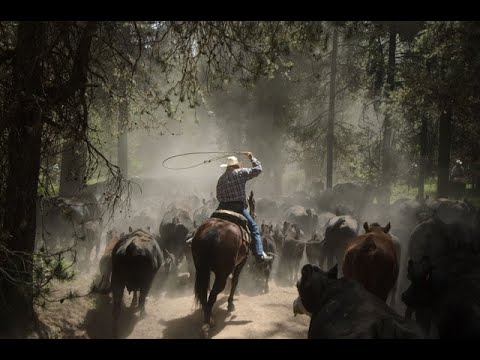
112, 230, 162, 291
343, 232, 398, 301
308, 279, 422, 339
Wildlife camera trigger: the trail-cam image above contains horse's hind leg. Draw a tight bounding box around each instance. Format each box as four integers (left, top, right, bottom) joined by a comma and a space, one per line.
228, 258, 248, 311
205, 274, 228, 327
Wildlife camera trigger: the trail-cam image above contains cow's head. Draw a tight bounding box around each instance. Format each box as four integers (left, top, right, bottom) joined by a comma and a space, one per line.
294, 263, 338, 316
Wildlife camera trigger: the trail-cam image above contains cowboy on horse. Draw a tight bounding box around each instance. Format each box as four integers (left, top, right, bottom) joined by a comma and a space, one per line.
216, 152, 273, 263
190, 151, 272, 337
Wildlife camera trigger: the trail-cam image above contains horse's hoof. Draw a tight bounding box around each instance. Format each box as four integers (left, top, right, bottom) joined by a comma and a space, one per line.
227, 303, 235, 312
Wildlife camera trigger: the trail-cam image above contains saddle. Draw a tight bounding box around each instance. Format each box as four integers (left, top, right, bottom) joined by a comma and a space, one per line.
210, 210, 251, 246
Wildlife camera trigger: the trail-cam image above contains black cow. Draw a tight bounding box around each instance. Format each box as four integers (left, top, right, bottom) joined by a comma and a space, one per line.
293, 264, 424, 339
277, 223, 306, 284
323, 215, 358, 277
158, 207, 193, 272
402, 254, 480, 338
284, 206, 318, 237
252, 224, 277, 293
111, 229, 163, 338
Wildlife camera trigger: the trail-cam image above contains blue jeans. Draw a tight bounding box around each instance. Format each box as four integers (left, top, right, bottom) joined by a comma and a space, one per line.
241, 208, 264, 256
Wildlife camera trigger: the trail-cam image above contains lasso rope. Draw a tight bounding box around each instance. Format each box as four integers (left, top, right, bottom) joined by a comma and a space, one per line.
162, 150, 262, 190
162, 151, 246, 170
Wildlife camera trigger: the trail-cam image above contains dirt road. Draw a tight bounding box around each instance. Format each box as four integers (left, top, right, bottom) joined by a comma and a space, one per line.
36, 270, 310, 339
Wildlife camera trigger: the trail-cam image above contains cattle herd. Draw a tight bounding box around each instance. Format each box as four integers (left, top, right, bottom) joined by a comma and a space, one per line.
35, 181, 480, 338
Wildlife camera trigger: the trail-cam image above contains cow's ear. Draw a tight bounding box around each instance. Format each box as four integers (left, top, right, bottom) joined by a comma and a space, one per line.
301, 264, 314, 280
384, 222, 391, 234
129, 226, 133, 233
327, 264, 338, 279
363, 222, 369, 233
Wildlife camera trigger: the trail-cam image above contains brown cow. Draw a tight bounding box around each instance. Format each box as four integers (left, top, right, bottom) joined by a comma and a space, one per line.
343, 222, 398, 302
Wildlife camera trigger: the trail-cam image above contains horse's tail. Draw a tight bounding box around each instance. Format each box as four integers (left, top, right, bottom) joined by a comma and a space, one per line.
194, 229, 216, 310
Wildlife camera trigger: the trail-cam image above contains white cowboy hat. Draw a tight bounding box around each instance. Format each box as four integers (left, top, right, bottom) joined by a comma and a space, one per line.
220, 156, 239, 168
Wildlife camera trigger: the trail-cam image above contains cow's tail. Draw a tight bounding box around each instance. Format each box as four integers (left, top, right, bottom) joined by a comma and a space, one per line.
194, 230, 216, 310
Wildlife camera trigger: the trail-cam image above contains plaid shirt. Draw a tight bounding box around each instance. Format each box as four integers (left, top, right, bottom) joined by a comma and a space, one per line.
216, 157, 262, 205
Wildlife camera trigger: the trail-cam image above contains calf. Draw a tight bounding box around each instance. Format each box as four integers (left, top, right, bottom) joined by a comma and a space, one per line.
293, 264, 423, 339
343, 222, 398, 302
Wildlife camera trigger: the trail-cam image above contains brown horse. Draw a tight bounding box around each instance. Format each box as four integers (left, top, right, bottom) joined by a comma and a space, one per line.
191, 217, 249, 337
343, 222, 399, 302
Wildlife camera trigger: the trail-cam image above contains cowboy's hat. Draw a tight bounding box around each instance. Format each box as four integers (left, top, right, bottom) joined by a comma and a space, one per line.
220, 156, 239, 168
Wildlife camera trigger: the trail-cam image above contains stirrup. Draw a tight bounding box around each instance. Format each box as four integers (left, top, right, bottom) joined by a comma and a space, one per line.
256, 252, 274, 263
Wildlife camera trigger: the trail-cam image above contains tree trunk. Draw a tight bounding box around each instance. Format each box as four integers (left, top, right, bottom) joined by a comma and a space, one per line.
417, 116, 428, 201
437, 104, 452, 198
117, 82, 129, 178
59, 140, 87, 197
380, 24, 397, 205
0, 21, 46, 337
326, 25, 338, 189
304, 156, 316, 182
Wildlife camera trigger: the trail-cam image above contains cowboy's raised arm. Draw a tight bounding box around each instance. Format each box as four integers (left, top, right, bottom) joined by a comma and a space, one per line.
239, 153, 262, 180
